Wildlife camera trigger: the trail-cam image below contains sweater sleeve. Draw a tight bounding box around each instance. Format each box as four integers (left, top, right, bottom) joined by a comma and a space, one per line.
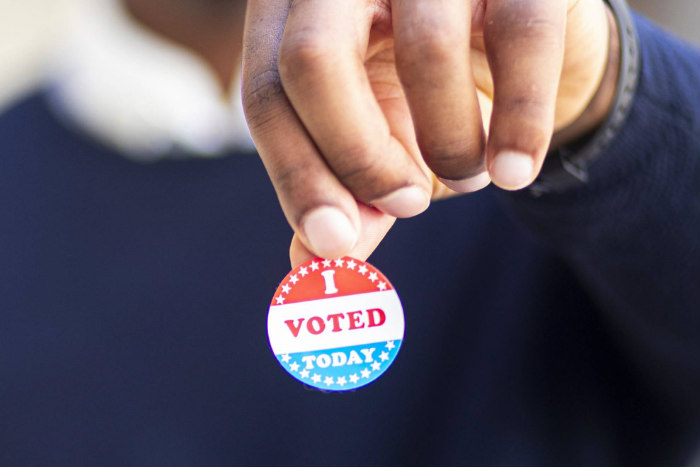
501, 13, 700, 416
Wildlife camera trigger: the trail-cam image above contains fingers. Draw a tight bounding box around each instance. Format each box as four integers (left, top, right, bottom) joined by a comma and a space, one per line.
278, 0, 432, 217
290, 204, 396, 267
245, 0, 568, 267
483, 0, 568, 190
392, 0, 487, 192
243, 0, 431, 263
243, 0, 361, 258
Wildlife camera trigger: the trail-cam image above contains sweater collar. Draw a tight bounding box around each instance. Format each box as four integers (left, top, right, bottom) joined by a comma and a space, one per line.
47, 0, 253, 161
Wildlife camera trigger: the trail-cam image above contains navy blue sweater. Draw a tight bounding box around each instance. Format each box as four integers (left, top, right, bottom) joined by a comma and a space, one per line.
0, 14, 698, 466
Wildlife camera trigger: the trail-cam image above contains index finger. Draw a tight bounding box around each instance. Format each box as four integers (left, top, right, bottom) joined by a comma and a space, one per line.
242, 0, 361, 259
277, 0, 432, 216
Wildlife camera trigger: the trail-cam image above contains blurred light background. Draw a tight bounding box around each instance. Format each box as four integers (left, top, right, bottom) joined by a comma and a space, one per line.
0, 0, 698, 110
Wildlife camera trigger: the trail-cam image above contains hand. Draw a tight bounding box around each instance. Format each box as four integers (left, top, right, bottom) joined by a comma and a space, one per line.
242, 0, 617, 266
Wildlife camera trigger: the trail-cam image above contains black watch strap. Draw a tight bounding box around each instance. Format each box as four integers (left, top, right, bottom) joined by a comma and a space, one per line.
528, 0, 640, 196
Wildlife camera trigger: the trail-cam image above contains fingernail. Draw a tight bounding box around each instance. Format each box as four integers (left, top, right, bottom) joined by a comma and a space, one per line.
372, 186, 430, 218
490, 151, 534, 190
439, 172, 491, 193
301, 206, 357, 258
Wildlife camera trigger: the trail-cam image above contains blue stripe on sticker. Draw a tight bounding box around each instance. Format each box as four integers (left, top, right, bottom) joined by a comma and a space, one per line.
276, 339, 402, 391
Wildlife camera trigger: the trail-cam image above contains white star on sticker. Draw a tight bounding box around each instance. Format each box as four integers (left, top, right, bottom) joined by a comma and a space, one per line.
336, 376, 347, 386
324, 376, 334, 386
299, 266, 308, 277
289, 361, 300, 371
300, 369, 310, 379
346, 260, 356, 270
379, 351, 389, 362
385, 340, 395, 350
311, 373, 321, 383
281, 354, 291, 363
334, 258, 345, 267
377, 281, 387, 291
281, 284, 291, 294
349, 373, 359, 384
322, 259, 332, 268
275, 295, 285, 304
371, 361, 381, 371
357, 265, 368, 275
309, 261, 320, 271
368, 272, 378, 282
361, 368, 371, 378
289, 274, 299, 284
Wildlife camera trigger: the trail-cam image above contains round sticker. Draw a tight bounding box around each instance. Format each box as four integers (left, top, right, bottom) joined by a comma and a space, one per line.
267, 257, 404, 391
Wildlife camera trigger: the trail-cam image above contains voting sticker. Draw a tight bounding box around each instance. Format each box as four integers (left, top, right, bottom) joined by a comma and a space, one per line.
267, 257, 404, 391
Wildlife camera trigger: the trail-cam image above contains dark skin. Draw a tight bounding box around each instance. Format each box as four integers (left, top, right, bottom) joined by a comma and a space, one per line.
124, 0, 620, 266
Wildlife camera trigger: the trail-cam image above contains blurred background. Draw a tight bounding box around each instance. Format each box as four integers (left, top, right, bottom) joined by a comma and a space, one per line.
0, 0, 698, 111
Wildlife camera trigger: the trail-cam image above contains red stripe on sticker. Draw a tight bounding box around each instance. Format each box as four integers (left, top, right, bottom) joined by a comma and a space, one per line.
271, 257, 393, 306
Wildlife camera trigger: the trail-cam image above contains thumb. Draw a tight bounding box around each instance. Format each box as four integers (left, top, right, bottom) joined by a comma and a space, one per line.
290, 203, 396, 267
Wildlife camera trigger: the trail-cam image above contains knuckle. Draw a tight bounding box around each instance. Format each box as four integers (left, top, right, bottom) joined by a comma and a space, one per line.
331, 144, 394, 196
272, 157, 316, 195
487, 6, 563, 43
334, 144, 382, 179
278, 33, 334, 81
398, 29, 465, 72
501, 95, 550, 120
241, 70, 286, 130
272, 159, 340, 222
419, 139, 485, 180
